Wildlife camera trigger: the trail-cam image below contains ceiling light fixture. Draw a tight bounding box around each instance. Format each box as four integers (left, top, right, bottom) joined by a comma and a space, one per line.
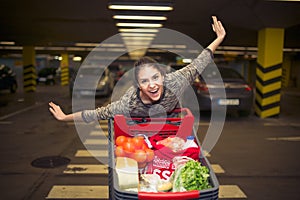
122, 37, 154, 41
0, 41, 15, 45
119, 28, 159, 33
121, 33, 156, 37
116, 22, 162, 28
113, 15, 167, 20
108, 4, 173, 11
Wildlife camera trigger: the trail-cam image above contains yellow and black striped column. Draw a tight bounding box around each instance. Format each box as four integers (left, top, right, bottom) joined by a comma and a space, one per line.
60, 53, 69, 86
23, 46, 37, 92
255, 28, 284, 118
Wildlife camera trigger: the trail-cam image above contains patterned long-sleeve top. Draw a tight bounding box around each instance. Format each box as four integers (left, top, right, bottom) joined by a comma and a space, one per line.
81, 48, 213, 123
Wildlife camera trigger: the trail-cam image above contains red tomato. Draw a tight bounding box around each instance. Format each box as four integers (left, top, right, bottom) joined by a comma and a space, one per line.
122, 142, 135, 153
138, 161, 148, 169
141, 143, 149, 151
132, 149, 147, 163
115, 136, 127, 146
132, 137, 144, 149
145, 148, 155, 162
115, 146, 125, 157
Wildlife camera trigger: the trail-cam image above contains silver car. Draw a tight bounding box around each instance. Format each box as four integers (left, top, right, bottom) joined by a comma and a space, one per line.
71, 67, 115, 97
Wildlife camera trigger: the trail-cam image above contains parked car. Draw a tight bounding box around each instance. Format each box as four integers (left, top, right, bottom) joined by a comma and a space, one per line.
108, 64, 124, 84
37, 67, 57, 85
169, 64, 254, 116
194, 66, 254, 116
70, 66, 115, 97
0, 64, 17, 93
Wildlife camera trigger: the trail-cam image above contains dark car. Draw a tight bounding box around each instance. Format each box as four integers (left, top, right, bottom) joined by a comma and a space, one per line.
37, 67, 57, 85
0, 64, 18, 93
194, 66, 254, 116
70, 66, 115, 97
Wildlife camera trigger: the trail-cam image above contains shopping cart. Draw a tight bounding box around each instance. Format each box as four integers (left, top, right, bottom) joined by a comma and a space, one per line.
108, 108, 219, 200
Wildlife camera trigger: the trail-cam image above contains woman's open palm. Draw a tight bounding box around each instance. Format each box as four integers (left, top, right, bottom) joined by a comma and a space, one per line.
49, 102, 67, 121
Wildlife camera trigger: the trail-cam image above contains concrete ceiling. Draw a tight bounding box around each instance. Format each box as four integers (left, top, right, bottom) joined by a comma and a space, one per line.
0, 0, 300, 57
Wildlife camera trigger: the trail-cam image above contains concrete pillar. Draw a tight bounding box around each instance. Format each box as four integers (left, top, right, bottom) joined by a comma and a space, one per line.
60, 53, 69, 86
255, 28, 284, 118
22, 46, 37, 92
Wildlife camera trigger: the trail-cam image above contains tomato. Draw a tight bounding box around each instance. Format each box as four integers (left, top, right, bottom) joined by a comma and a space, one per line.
132, 137, 144, 149
138, 161, 148, 169
132, 149, 147, 163
122, 141, 135, 154
115, 136, 127, 146
145, 148, 155, 162
141, 143, 149, 151
115, 146, 125, 157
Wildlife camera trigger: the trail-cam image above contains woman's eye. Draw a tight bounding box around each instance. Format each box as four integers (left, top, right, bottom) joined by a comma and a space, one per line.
141, 80, 147, 84
153, 75, 159, 80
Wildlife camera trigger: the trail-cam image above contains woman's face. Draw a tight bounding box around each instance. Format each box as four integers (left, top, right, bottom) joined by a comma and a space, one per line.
137, 66, 164, 104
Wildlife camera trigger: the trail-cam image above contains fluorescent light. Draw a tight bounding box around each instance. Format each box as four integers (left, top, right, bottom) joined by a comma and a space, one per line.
121, 33, 156, 37
99, 43, 124, 47
75, 43, 98, 47
119, 28, 159, 33
73, 56, 82, 61
113, 15, 167, 20
108, 5, 173, 11
116, 22, 162, 28
66, 47, 86, 51
182, 58, 192, 63
0, 41, 15, 45
123, 41, 151, 46
122, 37, 154, 41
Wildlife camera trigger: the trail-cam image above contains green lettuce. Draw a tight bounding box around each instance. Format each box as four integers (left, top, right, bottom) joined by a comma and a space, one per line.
173, 160, 211, 191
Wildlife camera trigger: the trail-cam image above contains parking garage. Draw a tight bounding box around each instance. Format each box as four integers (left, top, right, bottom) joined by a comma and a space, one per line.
0, 1, 300, 200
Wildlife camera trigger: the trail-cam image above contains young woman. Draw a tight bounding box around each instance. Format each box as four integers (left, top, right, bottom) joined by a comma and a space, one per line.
49, 16, 226, 123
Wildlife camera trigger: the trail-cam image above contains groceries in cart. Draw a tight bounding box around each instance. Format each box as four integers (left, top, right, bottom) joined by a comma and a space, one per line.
114, 133, 212, 193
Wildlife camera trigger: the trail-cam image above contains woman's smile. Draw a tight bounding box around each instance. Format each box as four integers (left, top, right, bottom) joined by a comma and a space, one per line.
138, 66, 164, 104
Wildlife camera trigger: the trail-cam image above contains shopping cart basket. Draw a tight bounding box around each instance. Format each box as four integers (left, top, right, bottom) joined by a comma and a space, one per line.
108, 108, 219, 200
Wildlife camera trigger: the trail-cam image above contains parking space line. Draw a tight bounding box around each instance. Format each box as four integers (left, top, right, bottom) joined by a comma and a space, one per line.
75, 150, 108, 158
46, 185, 108, 199
84, 139, 108, 145
211, 164, 225, 174
63, 164, 108, 174
0, 102, 44, 120
90, 130, 105, 136
219, 185, 247, 199
266, 136, 300, 141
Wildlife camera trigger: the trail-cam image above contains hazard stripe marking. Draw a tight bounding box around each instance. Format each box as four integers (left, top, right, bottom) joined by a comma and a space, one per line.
46, 185, 108, 199
219, 185, 247, 198
256, 67, 282, 82
63, 164, 108, 174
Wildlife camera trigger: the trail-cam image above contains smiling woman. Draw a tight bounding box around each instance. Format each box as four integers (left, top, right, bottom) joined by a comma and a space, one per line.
49, 16, 226, 123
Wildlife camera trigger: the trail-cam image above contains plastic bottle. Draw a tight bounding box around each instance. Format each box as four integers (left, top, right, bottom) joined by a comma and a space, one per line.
183, 135, 198, 149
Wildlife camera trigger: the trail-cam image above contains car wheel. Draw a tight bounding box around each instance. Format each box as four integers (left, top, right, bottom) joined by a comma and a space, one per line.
10, 83, 17, 93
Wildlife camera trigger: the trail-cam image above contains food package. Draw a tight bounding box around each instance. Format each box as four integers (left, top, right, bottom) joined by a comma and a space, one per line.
115, 157, 139, 190
147, 135, 200, 181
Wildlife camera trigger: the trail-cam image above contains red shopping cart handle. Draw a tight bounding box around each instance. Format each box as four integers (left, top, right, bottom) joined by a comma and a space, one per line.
138, 190, 199, 200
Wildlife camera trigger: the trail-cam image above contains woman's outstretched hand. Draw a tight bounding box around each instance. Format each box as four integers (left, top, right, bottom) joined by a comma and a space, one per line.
212, 16, 226, 40
207, 16, 226, 53
49, 102, 67, 121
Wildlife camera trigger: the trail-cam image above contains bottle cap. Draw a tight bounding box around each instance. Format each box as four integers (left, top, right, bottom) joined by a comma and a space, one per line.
187, 135, 194, 140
